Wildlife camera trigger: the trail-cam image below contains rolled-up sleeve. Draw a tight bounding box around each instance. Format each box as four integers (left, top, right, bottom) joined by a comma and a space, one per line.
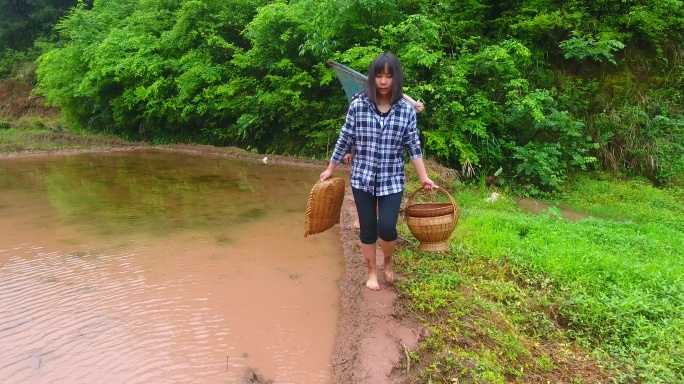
330, 105, 355, 164
403, 109, 422, 160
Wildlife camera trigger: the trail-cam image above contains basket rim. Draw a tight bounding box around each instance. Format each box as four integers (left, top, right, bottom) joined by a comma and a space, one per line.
404, 186, 457, 221
405, 202, 454, 217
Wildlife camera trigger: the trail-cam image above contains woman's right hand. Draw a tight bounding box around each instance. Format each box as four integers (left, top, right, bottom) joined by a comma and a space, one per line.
320, 162, 338, 181
320, 169, 333, 181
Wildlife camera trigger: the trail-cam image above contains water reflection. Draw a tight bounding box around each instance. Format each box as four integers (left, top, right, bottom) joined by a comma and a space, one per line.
33, 150, 306, 236
0, 149, 344, 383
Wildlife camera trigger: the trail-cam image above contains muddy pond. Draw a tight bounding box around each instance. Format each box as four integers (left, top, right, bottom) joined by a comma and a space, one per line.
0, 149, 345, 383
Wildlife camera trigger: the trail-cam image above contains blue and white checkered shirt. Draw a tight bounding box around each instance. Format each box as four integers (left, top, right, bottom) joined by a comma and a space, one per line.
330, 92, 423, 196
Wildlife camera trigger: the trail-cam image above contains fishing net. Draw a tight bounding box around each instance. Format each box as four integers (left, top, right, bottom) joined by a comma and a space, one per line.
328, 60, 367, 103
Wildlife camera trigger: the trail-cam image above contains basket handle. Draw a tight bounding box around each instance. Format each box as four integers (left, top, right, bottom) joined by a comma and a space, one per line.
405, 186, 458, 222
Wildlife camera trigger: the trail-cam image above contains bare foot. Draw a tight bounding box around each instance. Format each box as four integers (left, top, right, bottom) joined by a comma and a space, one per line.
384, 257, 395, 284
366, 272, 380, 291
353, 219, 360, 229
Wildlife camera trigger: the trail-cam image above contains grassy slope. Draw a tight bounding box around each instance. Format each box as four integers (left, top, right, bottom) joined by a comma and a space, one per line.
0, 126, 143, 154
0, 78, 143, 154
396, 170, 684, 384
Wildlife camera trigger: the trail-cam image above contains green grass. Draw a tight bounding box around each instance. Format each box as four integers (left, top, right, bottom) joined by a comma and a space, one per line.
396, 175, 684, 383
0, 119, 140, 154
562, 172, 684, 228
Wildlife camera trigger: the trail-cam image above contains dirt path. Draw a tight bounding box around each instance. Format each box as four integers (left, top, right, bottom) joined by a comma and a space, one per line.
330, 188, 425, 384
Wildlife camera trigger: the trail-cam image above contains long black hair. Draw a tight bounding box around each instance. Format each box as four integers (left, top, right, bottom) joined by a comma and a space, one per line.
363, 52, 404, 105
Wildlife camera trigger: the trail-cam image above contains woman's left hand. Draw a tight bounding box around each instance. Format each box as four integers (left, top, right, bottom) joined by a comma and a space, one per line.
421, 177, 436, 191
414, 100, 425, 114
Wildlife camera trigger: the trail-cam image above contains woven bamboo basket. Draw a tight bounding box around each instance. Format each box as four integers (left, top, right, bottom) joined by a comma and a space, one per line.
405, 187, 458, 252
304, 177, 345, 237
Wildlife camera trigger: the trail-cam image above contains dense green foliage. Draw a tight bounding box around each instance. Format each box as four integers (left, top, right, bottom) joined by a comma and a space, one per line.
0, 0, 79, 77
34, 0, 342, 155
25, 0, 684, 190
0, 0, 78, 51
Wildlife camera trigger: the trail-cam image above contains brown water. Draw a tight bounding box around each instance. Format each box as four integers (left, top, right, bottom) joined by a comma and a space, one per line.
0, 149, 344, 383
513, 197, 589, 222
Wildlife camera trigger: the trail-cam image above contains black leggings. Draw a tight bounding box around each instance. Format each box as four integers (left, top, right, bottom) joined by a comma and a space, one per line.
352, 188, 403, 245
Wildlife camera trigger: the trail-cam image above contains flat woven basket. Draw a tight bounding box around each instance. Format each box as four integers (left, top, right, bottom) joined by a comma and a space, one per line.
304, 177, 346, 237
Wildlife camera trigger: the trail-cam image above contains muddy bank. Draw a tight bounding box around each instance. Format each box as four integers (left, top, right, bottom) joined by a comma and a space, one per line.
331, 188, 425, 384
161, 144, 427, 383
162, 144, 428, 383
160, 144, 428, 383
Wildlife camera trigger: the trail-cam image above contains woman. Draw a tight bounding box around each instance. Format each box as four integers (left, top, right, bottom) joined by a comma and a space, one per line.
344, 98, 425, 229
320, 52, 435, 291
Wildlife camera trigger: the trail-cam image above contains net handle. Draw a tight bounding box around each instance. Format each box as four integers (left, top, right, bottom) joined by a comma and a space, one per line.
401, 93, 418, 106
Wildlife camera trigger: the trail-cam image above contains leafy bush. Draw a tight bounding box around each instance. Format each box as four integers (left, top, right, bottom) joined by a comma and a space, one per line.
30, 0, 684, 186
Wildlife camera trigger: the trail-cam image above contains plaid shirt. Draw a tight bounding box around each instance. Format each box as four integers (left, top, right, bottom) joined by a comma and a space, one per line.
330, 92, 423, 196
